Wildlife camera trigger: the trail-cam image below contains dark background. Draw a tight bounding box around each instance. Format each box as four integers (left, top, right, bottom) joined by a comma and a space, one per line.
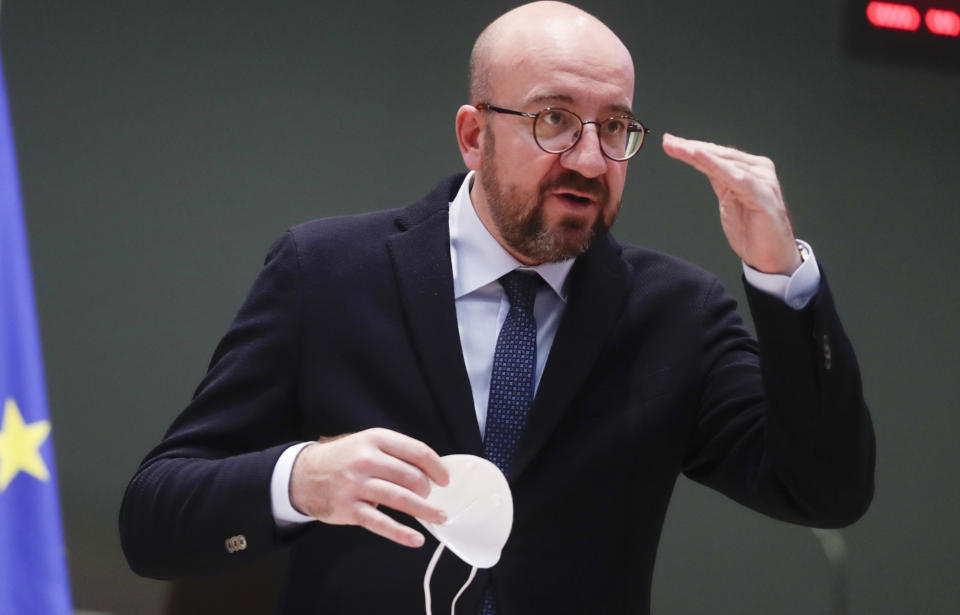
2, 1, 958, 613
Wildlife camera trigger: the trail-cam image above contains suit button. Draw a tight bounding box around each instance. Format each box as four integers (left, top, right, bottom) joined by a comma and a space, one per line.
225, 534, 247, 554
822, 334, 832, 370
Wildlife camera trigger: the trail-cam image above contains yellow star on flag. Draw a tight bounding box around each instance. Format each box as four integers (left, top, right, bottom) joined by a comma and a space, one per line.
0, 397, 51, 491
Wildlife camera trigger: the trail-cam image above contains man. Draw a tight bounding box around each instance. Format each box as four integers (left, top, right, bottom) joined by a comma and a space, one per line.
120, 3, 875, 613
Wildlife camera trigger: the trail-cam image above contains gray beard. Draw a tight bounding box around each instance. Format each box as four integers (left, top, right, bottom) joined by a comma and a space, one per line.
485, 189, 608, 263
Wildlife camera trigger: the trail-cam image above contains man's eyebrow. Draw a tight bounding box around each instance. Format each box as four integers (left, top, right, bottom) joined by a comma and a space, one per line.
525, 93, 635, 117
527, 93, 576, 106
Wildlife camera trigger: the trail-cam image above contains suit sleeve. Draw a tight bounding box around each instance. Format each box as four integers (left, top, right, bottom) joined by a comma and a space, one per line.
119, 231, 308, 579
682, 270, 875, 527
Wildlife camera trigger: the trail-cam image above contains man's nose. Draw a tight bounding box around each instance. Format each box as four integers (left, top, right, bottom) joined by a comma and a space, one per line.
559, 123, 608, 178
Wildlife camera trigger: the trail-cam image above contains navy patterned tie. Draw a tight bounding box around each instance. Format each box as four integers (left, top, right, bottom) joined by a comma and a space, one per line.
480, 270, 539, 615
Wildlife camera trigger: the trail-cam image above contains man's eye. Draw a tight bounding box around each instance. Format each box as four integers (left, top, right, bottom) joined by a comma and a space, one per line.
542, 111, 566, 126
604, 120, 626, 135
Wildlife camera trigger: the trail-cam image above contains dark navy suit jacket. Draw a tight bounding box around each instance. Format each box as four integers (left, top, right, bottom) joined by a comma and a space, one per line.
120, 174, 875, 614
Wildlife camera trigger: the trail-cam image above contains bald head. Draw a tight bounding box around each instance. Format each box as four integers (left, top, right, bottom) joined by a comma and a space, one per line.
469, 2, 633, 104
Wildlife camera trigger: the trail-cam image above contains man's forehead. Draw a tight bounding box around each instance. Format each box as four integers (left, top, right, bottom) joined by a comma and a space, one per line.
494, 62, 635, 115
523, 91, 634, 117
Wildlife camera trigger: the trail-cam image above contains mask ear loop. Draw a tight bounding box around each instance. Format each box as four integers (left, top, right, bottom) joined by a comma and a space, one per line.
423, 542, 479, 615
423, 542, 444, 615
449, 565, 478, 614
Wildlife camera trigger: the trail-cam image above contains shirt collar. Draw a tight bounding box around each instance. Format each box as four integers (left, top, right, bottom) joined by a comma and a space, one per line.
449, 171, 574, 301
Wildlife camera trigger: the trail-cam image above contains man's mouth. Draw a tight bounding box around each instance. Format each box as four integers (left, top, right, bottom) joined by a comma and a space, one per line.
541, 171, 608, 209
555, 191, 596, 206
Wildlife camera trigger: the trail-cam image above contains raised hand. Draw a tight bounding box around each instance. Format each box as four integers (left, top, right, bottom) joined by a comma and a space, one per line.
662, 133, 802, 275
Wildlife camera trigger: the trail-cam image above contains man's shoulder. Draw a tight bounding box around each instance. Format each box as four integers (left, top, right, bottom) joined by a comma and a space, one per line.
602, 239, 735, 313
283, 173, 467, 247
587, 241, 743, 334
287, 206, 404, 244
615, 241, 721, 288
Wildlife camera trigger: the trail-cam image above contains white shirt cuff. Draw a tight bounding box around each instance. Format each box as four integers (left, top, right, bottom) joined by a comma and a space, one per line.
742, 239, 821, 310
271, 441, 316, 526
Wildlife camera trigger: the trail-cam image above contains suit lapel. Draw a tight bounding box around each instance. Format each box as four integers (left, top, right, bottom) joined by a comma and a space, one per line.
387, 175, 485, 456
386, 175, 631, 469
509, 234, 630, 481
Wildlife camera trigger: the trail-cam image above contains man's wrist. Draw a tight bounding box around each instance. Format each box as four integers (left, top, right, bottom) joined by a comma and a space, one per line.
743, 240, 821, 310
271, 442, 316, 526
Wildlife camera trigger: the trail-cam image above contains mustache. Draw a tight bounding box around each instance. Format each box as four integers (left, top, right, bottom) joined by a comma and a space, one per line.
540, 171, 609, 201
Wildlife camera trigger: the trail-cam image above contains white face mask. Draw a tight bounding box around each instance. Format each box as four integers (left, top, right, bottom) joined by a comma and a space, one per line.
416, 454, 514, 615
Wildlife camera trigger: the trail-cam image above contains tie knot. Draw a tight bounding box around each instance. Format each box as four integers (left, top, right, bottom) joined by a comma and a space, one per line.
499, 271, 539, 312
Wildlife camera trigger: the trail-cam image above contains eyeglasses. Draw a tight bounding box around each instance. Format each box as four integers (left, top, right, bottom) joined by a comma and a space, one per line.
476, 103, 649, 161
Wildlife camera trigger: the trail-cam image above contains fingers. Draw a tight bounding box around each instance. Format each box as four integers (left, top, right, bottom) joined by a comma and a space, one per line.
290, 428, 451, 549
353, 501, 427, 548
663, 133, 738, 180
349, 431, 449, 547
662, 133, 776, 208
372, 429, 450, 487
361, 477, 447, 526
662, 133, 776, 183
663, 132, 773, 168
365, 453, 434, 499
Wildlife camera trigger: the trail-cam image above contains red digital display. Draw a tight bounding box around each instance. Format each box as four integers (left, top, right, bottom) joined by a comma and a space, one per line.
926, 8, 960, 35
846, 1, 960, 68
867, 2, 923, 30
866, 1, 960, 36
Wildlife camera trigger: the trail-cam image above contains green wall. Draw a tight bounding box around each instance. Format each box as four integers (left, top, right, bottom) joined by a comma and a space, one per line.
2, 1, 958, 613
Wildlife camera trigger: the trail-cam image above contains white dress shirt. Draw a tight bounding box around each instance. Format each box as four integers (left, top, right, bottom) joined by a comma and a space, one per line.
270, 171, 822, 524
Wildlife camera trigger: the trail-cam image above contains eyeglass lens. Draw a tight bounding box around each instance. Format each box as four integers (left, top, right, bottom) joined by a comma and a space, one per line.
533, 109, 645, 161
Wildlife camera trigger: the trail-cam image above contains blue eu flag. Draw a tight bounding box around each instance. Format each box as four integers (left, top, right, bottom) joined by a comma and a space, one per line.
0, 50, 73, 614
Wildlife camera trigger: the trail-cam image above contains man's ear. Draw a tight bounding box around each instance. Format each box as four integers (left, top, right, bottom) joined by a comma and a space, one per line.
456, 105, 483, 171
